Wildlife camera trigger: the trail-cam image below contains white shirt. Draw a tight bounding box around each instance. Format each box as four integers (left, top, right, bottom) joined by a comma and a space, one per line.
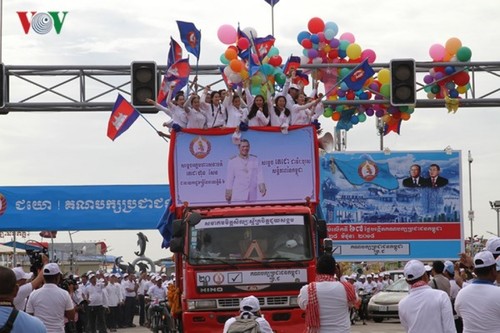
269, 107, 290, 129
185, 107, 207, 129
147, 285, 167, 302
222, 314, 273, 333
26, 283, 74, 333
398, 285, 455, 333
137, 279, 149, 296
14, 282, 33, 310
455, 282, 500, 333
298, 281, 351, 333
84, 282, 108, 307
226, 154, 265, 203
105, 282, 122, 307
122, 279, 137, 298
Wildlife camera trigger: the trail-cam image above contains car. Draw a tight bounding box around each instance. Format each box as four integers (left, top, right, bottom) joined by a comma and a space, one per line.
367, 276, 408, 322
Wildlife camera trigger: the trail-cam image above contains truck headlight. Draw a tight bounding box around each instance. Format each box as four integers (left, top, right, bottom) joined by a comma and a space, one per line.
187, 299, 217, 310
289, 296, 298, 306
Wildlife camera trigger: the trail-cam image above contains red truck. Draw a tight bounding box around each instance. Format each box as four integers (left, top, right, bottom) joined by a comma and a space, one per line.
166, 126, 327, 333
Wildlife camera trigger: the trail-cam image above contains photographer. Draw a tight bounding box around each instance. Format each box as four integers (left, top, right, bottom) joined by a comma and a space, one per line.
12, 256, 47, 311
60, 275, 85, 333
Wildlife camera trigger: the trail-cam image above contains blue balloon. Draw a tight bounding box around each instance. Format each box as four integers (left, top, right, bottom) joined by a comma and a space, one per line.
350, 115, 359, 124
324, 21, 338, 36
449, 89, 459, 98
310, 34, 320, 44
297, 31, 311, 44
445, 66, 455, 75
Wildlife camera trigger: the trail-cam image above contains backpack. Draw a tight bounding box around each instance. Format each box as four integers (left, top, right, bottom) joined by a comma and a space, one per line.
227, 315, 261, 333
0, 308, 19, 333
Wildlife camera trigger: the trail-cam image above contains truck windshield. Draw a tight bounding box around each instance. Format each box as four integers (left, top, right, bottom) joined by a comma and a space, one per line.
187, 214, 312, 265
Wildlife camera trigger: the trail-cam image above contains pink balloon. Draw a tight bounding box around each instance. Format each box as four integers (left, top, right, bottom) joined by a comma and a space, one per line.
217, 24, 237, 45
361, 49, 376, 64
429, 44, 445, 61
339, 32, 355, 43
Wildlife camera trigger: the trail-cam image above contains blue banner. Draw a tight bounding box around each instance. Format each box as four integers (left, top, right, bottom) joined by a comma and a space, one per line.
0, 185, 170, 231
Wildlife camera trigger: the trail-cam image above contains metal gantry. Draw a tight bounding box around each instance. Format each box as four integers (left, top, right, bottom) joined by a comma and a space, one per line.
1, 61, 500, 113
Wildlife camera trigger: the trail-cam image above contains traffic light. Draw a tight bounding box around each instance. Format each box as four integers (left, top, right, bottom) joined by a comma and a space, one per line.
390, 59, 416, 106
0, 63, 6, 112
131, 61, 158, 112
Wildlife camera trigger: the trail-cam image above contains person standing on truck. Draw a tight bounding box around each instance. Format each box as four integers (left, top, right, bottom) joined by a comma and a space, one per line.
298, 254, 357, 333
222, 295, 273, 333
225, 139, 266, 203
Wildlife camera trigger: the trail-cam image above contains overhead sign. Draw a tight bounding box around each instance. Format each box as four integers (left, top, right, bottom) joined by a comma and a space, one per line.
320, 151, 463, 261
0, 185, 170, 231
172, 127, 318, 207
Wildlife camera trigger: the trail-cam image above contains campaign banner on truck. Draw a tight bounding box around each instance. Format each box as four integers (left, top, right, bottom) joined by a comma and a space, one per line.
0, 185, 170, 231
172, 127, 318, 207
319, 151, 463, 261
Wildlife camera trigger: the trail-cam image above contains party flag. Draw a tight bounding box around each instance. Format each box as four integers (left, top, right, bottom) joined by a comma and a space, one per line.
293, 70, 310, 86
156, 199, 175, 248
107, 94, 140, 141
383, 118, 402, 136
167, 37, 183, 68
334, 155, 399, 190
157, 58, 191, 104
283, 55, 301, 75
264, 0, 280, 6
343, 59, 374, 91
176, 21, 201, 60
253, 35, 275, 59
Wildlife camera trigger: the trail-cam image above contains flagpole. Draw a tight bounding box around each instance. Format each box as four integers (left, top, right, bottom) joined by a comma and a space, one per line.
271, 1, 275, 36
134, 110, 169, 142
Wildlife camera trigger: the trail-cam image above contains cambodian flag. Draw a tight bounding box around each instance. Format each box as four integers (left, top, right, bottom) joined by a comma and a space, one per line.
156, 199, 174, 248
176, 21, 201, 60
253, 35, 275, 59
167, 37, 183, 68
334, 154, 399, 190
384, 118, 402, 136
107, 94, 140, 141
157, 58, 191, 104
343, 59, 374, 91
283, 55, 301, 75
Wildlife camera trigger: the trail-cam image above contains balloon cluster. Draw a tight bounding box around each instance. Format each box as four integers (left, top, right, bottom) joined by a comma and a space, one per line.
425, 38, 472, 110
217, 24, 284, 96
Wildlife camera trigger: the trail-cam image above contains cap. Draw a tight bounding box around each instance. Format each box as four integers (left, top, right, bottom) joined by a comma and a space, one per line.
486, 237, 500, 255
12, 267, 33, 281
43, 263, 61, 276
404, 260, 426, 281
424, 264, 432, 272
88, 273, 96, 280
496, 257, 500, 272
444, 261, 455, 275
359, 275, 366, 279
123, 273, 129, 278
474, 250, 496, 268
289, 84, 300, 91
349, 273, 357, 280
239, 295, 260, 312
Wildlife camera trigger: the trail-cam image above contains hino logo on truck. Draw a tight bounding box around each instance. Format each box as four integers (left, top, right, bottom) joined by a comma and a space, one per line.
199, 287, 223, 293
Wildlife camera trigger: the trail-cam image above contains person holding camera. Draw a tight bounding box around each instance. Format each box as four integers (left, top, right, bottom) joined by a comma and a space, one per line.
26, 263, 75, 333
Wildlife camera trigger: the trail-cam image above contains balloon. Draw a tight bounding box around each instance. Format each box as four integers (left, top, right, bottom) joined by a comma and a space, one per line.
261, 63, 274, 76
308, 49, 319, 59
217, 24, 237, 45
339, 32, 355, 43
308, 17, 325, 34
449, 89, 459, 98
297, 31, 312, 44
220, 54, 229, 65
423, 74, 434, 84
361, 49, 376, 64
268, 47, 279, 57
324, 21, 338, 37
346, 43, 362, 59
457, 85, 468, 94
228, 73, 242, 84
268, 55, 282, 67
338, 40, 350, 51
430, 85, 441, 94
377, 69, 391, 85
229, 59, 243, 72
445, 37, 462, 55
301, 39, 313, 49
456, 46, 472, 62
401, 112, 411, 121
329, 38, 340, 48
223, 66, 234, 77
275, 72, 286, 85
332, 112, 341, 121
224, 48, 237, 61
445, 66, 455, 75
453, 71, 470, 86
350, 115, 359, 124
237, 38, 250, 50
324, 29, 335, 40
323, 108, 333, 117
300, 56, 310, 65
429, 44, 445, 61
310, 34, 320, 44
365, 108, 374, 116
242, 27, 258, 39
375, 109, 385, 117
380, 84, 390, 98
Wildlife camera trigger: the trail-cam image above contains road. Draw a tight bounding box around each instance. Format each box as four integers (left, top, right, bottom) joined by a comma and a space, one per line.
124, 317, 405, 332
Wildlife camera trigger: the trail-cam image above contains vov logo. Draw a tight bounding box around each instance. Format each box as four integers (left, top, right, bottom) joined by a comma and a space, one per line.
17, 11, 69, 35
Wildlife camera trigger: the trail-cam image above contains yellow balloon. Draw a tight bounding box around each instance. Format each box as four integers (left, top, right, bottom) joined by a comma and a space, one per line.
427, 92, 436, 99
457, 85, 467, 94
240, 70, 249, 80
346, 43, 362, 59
378, 69, 391, 85
382, 114, 391, 123
445, 37, 462, 55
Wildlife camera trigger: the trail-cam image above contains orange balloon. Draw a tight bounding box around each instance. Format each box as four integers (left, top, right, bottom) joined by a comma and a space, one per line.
445, 37, 462, 55
401, 112, 411, 121
224, 48, 237, 61
332, 112, 341, 121
229, 59, 243, 72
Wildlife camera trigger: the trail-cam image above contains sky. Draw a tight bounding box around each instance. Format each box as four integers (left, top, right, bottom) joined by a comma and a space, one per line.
1, 0, 500, 266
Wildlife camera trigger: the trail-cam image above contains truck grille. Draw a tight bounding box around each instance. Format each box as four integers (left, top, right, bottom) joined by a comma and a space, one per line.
217, 296, 293, 309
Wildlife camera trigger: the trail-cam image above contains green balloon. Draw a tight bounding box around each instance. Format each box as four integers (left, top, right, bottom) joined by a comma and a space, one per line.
335, 105, 344, 112
431, 85, 440, 94
340, 68, 350, 79
358, 113, 367, 122
423, 85, 432, 93
323, 107, 333, 117
456, 46, 472, 62
380, 84, 390, 98
275, 72, 286, 86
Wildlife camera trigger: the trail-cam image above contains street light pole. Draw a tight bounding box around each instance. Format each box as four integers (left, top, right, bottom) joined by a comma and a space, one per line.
490, 201, 500, 238
468, 151, 474, 254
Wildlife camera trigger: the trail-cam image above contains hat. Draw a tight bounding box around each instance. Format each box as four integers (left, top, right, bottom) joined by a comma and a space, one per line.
404, 260, 426, 281
496, 257, 500, 272
239, 296, 260, 312
474, 250, 496, 268
123, 273, 129, 278
88, 273, 96, 280
12, 267, 33, 281
444, 260, 455, 275
359, 275, 366, 279
43, 263, 61, 276
349, 273, 357, 280
289, 84, 300, 91
486, 237, 500, 255
424, 264, 432, 272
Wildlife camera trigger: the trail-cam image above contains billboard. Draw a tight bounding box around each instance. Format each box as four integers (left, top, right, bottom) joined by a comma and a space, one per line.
319, 151, 463, 261
172, 127, 318, 207
0, 185, 170, 231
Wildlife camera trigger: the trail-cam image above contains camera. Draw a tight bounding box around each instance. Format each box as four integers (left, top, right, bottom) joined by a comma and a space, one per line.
26, 248, 48, 277
323, 238, 333, 255
60, 274, 78, 291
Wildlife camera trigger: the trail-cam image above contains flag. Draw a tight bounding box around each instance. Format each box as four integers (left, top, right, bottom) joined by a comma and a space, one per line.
343, 59, 374, 91
156, 199, 175, 248
157, 58, 191, 104
334, 155, 399, 190
176, 21, 201, 60
264, 0, 280, 6
293, 70, 310, 86
283, 55, 301, 75
107, 94, 140, 141
253, 35, 275, 60
248, 52, 261, 77
384, 118, 402, 135
167, 37, 183, 68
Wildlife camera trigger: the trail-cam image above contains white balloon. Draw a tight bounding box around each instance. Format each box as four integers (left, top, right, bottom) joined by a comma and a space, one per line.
229, 73, 242, 84
242, 26, 258, 39
224, 66, 234, 77
300, 56, 309, 65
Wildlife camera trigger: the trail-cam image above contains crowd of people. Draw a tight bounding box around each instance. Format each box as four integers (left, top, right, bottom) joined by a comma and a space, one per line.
0, 255, 176, 333
147, 71, 325, 138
